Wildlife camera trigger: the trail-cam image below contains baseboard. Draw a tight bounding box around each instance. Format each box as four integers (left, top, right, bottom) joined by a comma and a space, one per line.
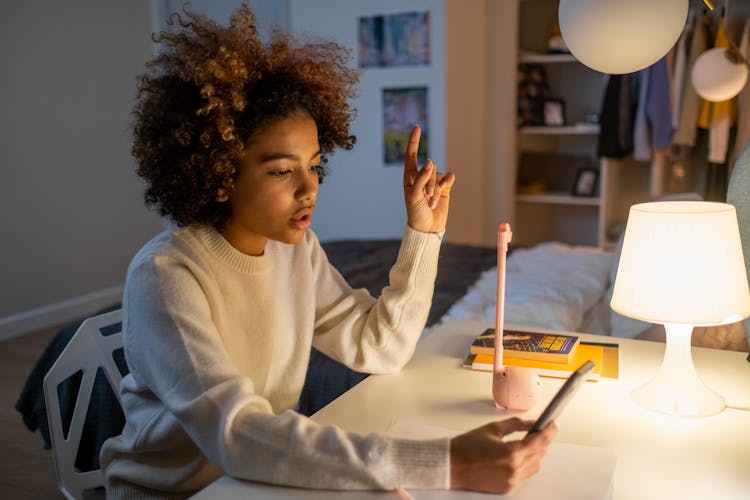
0, 285, 124, 342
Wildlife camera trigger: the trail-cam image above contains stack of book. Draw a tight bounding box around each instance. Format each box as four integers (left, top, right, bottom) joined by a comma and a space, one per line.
463, 328, 619, 380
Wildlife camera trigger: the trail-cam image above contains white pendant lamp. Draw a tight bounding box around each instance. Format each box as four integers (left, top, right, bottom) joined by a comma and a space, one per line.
691, 47, 749, 101
559, 0, 689, 74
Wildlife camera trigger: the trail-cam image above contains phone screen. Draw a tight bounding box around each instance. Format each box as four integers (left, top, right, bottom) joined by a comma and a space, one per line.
527, 360, 596, 435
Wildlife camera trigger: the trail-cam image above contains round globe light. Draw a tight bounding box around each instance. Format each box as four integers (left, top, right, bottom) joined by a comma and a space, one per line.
691, 48, 749, 102
559, 0, 689, 74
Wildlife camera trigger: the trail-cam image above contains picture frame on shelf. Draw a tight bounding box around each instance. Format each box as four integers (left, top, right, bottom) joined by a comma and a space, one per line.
543, 98, 566, 126
572, 167, 598, 197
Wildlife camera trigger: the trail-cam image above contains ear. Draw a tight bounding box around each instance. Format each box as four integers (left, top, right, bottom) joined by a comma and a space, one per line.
216, 188, 229, 202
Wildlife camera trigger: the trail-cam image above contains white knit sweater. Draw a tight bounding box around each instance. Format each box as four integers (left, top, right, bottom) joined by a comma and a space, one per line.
100, 225, 449, 499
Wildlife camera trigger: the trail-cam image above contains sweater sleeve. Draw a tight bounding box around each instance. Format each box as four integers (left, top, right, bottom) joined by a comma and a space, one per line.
122, 252, 449, 491
310, 226, 442, 374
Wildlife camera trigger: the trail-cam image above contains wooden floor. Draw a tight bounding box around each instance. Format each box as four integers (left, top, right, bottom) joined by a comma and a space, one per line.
1, 326, 64, 499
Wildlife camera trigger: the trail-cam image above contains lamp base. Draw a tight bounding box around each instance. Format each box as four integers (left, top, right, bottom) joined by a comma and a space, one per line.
631, 323, 725, 417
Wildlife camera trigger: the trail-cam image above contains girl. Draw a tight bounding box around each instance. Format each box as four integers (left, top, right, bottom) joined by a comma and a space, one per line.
100, 6, 555, 498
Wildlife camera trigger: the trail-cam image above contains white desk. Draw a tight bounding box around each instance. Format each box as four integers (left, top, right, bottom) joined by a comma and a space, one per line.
194, 319, 750, 499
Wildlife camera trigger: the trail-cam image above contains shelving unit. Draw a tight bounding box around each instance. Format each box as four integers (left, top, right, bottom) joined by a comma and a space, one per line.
512, 0, 621, 248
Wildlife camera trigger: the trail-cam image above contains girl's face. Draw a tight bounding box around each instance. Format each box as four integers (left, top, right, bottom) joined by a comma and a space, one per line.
220, 111, 321, 255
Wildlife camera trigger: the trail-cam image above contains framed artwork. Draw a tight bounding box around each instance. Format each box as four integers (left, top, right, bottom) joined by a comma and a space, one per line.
358, 11, 430, 68
572, 167, 599, 197
544, 98, 566, 126
382, 87, 428, 165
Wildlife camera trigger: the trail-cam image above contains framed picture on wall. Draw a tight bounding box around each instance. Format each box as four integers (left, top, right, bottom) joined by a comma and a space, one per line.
382, 87, 428, 165
358, 11, 430, 68
383, 87, 430, 166
572, 167, 599, 197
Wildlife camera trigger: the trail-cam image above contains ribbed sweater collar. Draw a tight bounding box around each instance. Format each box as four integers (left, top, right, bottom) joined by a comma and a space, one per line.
192, 225, 274, 275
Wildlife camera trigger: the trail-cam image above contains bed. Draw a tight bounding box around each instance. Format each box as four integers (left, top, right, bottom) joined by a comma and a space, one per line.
323, 238, 637, 338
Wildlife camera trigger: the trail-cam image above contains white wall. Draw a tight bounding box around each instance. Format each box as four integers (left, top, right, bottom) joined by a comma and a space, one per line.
289, 0, 446, 241
0, 0, 497, 340
154, 0, 446, 241
158, 0, 288, 41
0, 1, 163, 339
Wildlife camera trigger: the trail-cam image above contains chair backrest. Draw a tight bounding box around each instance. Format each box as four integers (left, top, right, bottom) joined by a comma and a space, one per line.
727, 139, 750, 347
43, 309, 123, 500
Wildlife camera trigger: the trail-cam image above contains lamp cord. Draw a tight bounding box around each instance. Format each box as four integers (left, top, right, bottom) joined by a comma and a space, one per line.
726, 404, 750, 412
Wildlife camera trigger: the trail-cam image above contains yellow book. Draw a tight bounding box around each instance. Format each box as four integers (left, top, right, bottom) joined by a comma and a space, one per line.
468, 343, 606, 381
470, 328, 580, 364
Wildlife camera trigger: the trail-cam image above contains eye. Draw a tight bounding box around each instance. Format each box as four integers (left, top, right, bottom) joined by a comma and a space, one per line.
269, 169, 291, 177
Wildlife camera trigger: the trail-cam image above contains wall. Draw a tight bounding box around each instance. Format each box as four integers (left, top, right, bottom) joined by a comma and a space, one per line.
444, 0, 518, 246
289, 0, 446, 241
483, 1, 519, 244
0, 1, 163, 339
0, 0, 507, 340
158, 0, 288, 40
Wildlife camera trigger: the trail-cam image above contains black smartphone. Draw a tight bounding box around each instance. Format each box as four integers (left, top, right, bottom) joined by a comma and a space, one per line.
527, 359, 596, 435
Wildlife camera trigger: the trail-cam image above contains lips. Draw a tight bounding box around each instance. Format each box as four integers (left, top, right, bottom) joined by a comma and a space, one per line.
291, 207, 313, 221
290, 207, 314, 229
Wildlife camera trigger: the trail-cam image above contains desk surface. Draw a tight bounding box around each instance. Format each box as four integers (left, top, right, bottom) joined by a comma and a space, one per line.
194, 319, 750, 500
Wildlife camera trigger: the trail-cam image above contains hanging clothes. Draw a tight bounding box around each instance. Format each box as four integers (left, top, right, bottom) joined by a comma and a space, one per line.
671, 9, 695, 129
597, 74, 637, 158
697, 18, 737, 165
730, 17, 750, 174
673, 13, 711, 147
633, 56, 672, 162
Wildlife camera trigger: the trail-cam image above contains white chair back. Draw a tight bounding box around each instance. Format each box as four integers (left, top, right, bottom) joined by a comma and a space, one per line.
42, 309, 123, 500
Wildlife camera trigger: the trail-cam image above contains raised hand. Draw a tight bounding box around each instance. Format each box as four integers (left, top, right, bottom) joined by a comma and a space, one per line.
403, 125, 456, 234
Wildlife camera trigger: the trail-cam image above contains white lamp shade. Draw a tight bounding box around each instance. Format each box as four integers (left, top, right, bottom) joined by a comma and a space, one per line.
611, 201, 750, 326
559, 0, 688, 74
691, 47, 749, 102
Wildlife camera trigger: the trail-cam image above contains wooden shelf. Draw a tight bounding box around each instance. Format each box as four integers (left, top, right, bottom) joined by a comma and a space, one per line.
516, 193, 601, 206
519, 124, 600, 135
519, 52, 578, 64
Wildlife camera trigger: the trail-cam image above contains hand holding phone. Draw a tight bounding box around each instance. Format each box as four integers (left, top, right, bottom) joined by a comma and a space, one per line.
527, 360, 595, 435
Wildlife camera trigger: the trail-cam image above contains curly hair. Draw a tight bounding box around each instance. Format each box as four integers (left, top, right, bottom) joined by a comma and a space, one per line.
132, 4, 360, 228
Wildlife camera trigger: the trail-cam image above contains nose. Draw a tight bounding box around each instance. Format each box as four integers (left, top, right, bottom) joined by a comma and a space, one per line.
296, 168, 318, 202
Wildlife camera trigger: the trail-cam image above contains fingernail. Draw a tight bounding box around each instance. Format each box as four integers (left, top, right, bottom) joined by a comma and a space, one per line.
424, 160, 433, 170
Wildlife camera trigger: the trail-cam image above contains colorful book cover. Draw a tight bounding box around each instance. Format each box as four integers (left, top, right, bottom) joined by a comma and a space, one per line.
470, 328, 580, 364
464, 341, 620, 381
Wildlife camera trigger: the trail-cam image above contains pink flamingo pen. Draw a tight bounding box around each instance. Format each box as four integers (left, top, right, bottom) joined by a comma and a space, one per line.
492, 223, 541, 410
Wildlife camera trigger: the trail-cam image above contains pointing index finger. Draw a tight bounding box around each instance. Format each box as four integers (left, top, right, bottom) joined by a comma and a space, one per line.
403, 125, 421, 186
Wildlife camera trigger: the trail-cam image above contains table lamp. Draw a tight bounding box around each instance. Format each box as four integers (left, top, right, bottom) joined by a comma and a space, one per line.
610, 201, 750, 417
